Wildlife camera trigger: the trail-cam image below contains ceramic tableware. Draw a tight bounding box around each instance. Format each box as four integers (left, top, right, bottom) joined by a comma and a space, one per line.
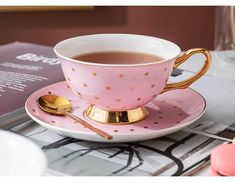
0, 130, 47, 176
54, 34, 211, 124
25, 81, 206, 143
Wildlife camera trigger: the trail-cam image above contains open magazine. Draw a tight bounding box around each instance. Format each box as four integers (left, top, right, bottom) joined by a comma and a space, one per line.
0, 42, 64, 128
12, 119, 226, 176
1, 42, 234, 176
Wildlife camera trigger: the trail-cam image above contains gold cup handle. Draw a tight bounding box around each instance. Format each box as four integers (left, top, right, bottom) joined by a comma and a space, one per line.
163, 48, 211, 92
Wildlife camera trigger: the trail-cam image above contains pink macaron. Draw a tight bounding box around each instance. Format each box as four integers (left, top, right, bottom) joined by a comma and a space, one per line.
210, 144, 235, 176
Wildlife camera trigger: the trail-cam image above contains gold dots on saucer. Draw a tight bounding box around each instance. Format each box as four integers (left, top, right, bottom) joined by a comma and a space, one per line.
116, 98, 122, 102
67, 85, 70, 89
76, 92, 81, 96
130, 129, 134, 131
113, 130, 118, 132
92, 72, 97, 76
137, 97, 141, 101
153, 94, 157, 98
32, 109, 36, 113
72, 68, 75, 72
106, 86, 111, 90
154, 122, 158, 124
159, 116, 163, 119
130, 86, 135, 91
145, 72, 149, 76
48, 91, 52, 94
68, 78, 71, 81
151, 84, 155, 88
119, 74, 124, 78
51, 120, 59, 126
144, 126, 148, 129
83, 83, 88, 87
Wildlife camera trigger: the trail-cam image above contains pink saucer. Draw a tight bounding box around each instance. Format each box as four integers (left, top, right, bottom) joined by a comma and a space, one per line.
25, 81, 206, 142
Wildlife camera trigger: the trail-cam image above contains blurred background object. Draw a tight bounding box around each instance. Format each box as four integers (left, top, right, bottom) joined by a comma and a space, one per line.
214, 6, 235, 79
214, 6, 235, 63
0, 6, 214, 50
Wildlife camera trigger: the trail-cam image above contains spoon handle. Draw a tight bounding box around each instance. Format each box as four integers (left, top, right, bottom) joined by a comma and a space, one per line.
64, 111, 113, 140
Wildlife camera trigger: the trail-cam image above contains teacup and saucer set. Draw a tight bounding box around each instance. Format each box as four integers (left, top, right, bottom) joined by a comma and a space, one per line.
25, 34, 211, 142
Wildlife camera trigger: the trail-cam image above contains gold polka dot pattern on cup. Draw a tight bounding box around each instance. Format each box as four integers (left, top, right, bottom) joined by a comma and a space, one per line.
67, 85, 70, 89
106, 86, 111, 90
153, 94, 157, 98
151, 84, 155, 88
94, 96, 100, 100
72, 68, 75, 72
159, 116, 163, 119
145, 72, 149, 76
83, 83, 88, 87
137, 97, 141, 101
144, 126, 148, 129
154, 122, 158, 124
68, 78, 71, 81
130, 86, 135, 91
119, 74, 124, 78
76, 92, 81, 96
130, 129, 134, 131
116, 98, 121, 102
179, 113, 183, 116
92, 72, 97, 76
164, 67, 167, 72
114, 130, 118, 132
51, 120, 56, 123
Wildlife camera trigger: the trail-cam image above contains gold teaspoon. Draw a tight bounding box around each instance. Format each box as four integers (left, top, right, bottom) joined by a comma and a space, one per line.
37, 95, 113, 140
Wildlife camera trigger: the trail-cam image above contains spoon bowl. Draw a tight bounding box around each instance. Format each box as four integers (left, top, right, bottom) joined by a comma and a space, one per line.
38, 95, 72, 115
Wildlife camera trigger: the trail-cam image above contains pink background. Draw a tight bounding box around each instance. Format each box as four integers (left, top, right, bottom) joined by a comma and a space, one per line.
0, 6, 215, 50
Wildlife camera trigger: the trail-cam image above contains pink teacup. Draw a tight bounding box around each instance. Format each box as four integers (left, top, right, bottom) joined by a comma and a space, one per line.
54, 34, 211, 125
